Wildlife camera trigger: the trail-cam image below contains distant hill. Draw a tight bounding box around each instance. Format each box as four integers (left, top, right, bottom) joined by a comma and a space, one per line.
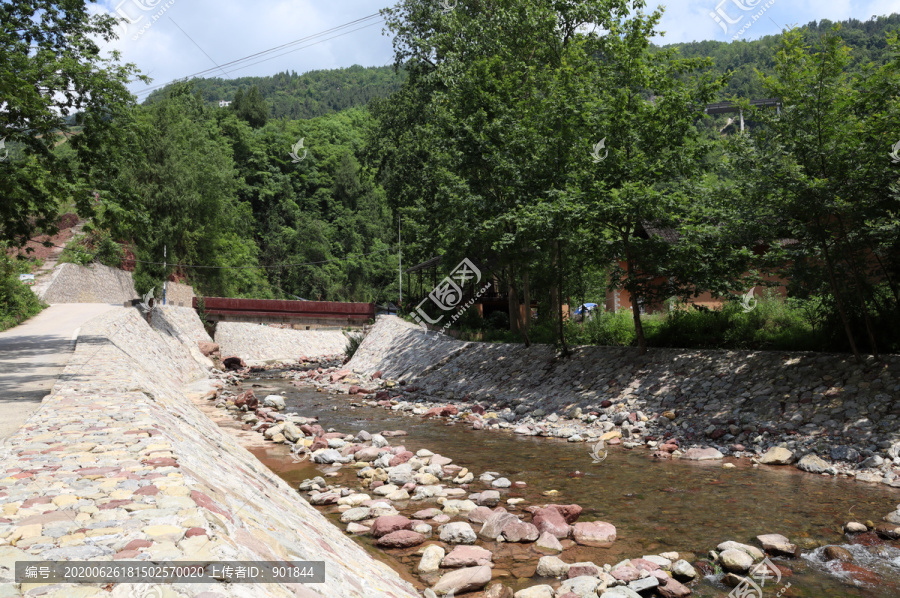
143, 64, 405, 120
141, 14, 899, 119
667, 14, 900, 98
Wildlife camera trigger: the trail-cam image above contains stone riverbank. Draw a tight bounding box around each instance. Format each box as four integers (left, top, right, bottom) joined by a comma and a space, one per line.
335, 316, 900, 485
0, 307, 419, 598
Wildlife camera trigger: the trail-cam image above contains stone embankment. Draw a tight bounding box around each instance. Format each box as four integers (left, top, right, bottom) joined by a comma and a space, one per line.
36, 262, 195, 306
0, 307, 419, 598
214, 322, 348, 364
342, 316, 900, 483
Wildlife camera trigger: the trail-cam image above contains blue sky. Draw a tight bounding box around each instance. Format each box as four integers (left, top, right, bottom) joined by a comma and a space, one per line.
89, 0, 900, 97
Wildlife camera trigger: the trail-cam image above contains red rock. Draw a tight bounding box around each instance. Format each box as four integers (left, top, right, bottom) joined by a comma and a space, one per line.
372, 371, 382, 379
630, 558, 661, 572
191, 490, 233, 523
572, 521, 616, 547
185, 527, 207, 538
349, 385, 361, 395
123, 539, 153, 551
198, 341, 219, 356
532, 507, 571, 539
309, 438, 328, 452
442, 545, 493, 567
658, 576, 692, 597
371, 515, 412, 538
323, 432, 346, 439
472, 404, 486, 415
611, 566, 641, 581
601, 400, 612, 408
546, 504, 582, 524
375, 390, 389, 400
21, 497, 51, 508
468, 507, 494, 524
330, 370, 351, 382
389, 451, 414, 467
374, 530, 426, 548
440, 406, 459, 416
233, 390, 257, 409
501, 520, 540, 543
653, 451, 673, 459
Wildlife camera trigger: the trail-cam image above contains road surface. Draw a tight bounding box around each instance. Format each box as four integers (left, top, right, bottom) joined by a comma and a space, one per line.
0, 303, 121, 441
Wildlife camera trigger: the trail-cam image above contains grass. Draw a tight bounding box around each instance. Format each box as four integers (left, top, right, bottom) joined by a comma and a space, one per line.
441, 291, 838, 352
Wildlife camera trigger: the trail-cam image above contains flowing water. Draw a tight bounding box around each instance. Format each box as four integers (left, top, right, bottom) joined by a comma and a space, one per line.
244, 375, 900, 597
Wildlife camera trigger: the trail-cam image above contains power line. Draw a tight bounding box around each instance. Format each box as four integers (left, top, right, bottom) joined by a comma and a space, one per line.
168, 17, 232, 80
132, 12, 385, 98
203, 21, 385, 79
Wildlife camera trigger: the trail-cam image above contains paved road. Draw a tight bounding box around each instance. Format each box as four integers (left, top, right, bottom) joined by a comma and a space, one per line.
0, 303, 121, 441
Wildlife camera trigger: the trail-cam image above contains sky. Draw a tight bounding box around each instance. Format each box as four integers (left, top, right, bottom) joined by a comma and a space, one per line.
89, 0, 900, 97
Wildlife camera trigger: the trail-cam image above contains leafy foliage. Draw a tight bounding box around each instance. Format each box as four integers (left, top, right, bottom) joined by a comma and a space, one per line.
0, 247, 45, 332
0, 0, 143, 247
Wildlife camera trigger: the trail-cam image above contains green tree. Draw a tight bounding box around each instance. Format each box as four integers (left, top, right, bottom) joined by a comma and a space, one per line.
0, 0, 142, 246
729, 26, 900, 359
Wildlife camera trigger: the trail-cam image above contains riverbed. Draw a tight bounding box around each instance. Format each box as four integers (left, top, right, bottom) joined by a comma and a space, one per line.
242, 374, 900, 597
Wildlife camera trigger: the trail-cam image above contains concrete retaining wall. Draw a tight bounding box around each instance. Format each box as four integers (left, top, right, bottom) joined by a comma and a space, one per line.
37, 263, 196, 307
348, 316, 900, 453
39, 263, 139, 304
0, 309, 419, 598
215, 323, 348, 363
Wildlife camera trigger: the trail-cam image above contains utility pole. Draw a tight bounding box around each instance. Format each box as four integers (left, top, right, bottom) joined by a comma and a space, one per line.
163, 245, 167, 305
398, 215, 402, 311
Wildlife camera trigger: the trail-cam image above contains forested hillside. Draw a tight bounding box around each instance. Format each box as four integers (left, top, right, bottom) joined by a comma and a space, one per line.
140, 14, 900, 118
671, 14, 900, 98
143, 65, 406, 120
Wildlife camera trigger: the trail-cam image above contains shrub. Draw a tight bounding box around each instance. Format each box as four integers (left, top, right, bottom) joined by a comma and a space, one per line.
344, 331, 365, 360
59, 228, 123, 268
0, 247, 45, 331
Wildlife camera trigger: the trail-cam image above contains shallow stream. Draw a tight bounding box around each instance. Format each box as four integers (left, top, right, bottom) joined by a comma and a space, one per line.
245, 375, 900, 597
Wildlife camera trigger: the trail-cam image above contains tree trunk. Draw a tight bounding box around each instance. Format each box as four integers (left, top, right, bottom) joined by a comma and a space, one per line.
556, 240, 569, 356
624, 249, 646, 354
822, 242, 861, 361
523, 271, 531, 328
508, 266, 530, 346
508, 276, 520, 335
